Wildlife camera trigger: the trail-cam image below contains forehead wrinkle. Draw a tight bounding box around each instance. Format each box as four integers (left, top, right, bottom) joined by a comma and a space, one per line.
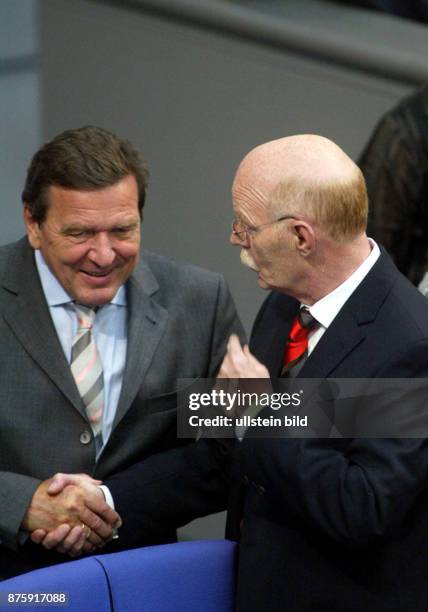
232, 181, 271, 223
47, 176, 139, 214
52, 207, 139, 228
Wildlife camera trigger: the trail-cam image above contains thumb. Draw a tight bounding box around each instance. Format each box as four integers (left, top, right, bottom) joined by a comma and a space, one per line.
47, 473, 79, 495
47, 473, 103, 495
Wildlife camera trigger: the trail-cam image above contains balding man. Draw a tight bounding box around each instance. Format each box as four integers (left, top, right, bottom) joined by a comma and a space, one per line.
42, 135, 428, 611
217, 134, 428, 611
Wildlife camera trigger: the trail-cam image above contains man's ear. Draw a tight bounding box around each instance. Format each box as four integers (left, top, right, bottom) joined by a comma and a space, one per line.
23, 205, 42, 249
292, 220, 315, 256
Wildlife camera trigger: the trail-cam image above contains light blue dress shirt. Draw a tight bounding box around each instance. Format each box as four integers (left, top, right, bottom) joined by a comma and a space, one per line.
34, 249, 128, 455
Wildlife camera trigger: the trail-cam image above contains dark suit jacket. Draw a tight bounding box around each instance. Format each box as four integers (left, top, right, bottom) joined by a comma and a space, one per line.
0, 237, 244, 580
109, 251, 428, 612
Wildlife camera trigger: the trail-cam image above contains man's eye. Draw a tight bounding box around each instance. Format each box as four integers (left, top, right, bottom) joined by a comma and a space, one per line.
112, 227, 133, 236
65, 230, 89, 239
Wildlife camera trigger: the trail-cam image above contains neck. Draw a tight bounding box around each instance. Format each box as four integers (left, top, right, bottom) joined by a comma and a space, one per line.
294, 234, 372, 305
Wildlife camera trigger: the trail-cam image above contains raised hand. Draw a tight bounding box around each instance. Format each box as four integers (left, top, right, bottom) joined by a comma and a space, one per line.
217, 334, 270, 379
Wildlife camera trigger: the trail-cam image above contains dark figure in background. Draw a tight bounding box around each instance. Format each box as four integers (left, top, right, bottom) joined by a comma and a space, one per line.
359, 85, 428, 286
332, 0, 428, 23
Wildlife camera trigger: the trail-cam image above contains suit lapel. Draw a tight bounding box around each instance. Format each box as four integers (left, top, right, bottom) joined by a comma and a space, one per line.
300, 250, 396, 378
300, 307, 364, 378
0, 239, 87, 417
113, 257, 169, 427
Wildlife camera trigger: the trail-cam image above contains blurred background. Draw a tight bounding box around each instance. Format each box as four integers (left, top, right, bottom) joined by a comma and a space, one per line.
2, 0, 428, 537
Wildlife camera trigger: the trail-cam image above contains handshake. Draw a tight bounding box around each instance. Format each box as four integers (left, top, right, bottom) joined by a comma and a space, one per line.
21, 474, 121, 558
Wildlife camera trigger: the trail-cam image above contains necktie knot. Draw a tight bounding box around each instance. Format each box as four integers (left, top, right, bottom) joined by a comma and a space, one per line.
298, 307, 317, 329
74, 304, 96, 331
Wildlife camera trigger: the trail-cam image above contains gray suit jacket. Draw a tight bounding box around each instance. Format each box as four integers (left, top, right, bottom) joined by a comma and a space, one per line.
0, 237, 244, 579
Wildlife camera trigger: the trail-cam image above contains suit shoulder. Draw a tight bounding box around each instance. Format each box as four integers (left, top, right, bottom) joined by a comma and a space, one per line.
389, 275, 428, 338
140, 250, 224, 289
255, 290, 298, 320
0, 238, 28, 275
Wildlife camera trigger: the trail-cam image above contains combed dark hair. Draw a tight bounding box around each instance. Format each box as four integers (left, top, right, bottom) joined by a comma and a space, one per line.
22, 126, 149, 223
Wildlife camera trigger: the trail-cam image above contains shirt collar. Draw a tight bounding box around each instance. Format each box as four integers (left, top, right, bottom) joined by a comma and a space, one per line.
34, 249, 127, 307
305, 238, 380, 329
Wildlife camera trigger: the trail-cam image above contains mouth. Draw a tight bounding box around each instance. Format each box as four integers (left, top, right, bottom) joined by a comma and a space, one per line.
81, 270, 113, 277
79, 268, 116, 284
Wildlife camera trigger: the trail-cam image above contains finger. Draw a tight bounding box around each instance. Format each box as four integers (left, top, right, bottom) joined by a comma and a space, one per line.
228, 338, 248, 370
246, 352, 270, 377
78, 506, 115, 540
217, 353, 235, 378
81, 541, 97, 555
56, 526, 86, 554
85, 528, 104, 547
31, 529, 47, 544
218, 337, 245, 378
227, 333, 241, 347
40, 524, 72, 550
85, 495, 122, 529
228, 334, 244, 354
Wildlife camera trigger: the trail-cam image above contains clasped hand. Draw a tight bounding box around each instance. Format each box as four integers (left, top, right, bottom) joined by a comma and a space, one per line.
23, 474, 121, 558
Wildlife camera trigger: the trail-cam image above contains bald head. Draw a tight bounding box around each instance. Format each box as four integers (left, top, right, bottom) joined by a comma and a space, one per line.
233, 135, 368, 241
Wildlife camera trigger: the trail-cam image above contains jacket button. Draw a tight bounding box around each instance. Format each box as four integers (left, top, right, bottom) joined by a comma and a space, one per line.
79, 430, 92, 445
242, 474, 250, 484
257, 485, 266, 495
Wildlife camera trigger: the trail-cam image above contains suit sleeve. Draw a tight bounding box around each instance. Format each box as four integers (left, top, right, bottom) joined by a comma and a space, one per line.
106, 438, 234, 548
106, 275, 244, 547
238, 341, 428, 546
0, 472, 40, 550
206, 275, 246, 376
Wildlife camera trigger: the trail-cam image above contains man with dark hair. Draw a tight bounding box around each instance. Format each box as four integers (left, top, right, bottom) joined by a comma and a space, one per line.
22, 126, 149, 223
0, 126, 244, 579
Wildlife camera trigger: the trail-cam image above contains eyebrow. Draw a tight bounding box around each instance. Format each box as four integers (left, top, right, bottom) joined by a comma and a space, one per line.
62, 220, 139, 232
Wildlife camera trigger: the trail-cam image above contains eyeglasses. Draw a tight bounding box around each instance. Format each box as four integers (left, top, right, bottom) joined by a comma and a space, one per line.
231, 215, 296, 243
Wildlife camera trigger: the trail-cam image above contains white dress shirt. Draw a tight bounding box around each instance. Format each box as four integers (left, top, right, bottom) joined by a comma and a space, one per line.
304, 239, 380, 354
34, 250, 128, 454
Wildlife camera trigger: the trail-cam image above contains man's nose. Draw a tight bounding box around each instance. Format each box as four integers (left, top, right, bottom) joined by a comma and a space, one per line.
230, 230, 243, 246
88, 233, 116, 266
230, 230, 249, 247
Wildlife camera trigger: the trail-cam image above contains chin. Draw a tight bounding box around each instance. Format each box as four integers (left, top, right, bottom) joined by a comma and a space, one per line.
257, 276, 271, 290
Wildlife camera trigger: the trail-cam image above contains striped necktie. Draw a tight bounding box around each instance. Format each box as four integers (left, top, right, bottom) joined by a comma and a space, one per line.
71, 304, 104, 444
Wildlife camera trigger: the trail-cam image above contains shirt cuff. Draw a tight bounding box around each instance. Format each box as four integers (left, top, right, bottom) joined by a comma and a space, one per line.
99, 485, 115, 509
99, 485, 119, 540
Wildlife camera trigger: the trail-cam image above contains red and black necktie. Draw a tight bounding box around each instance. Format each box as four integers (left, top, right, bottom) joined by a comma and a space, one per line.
282, 307, 318, 376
